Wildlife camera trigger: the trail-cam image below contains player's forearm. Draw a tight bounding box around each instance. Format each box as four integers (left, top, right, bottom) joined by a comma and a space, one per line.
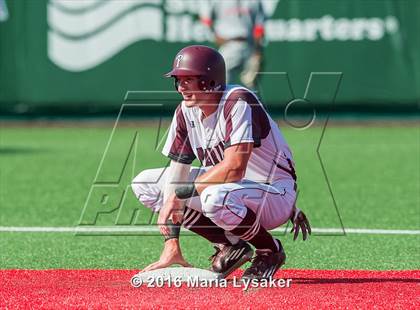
194, 159, 246, 194
159, 161, 190, 240
193, 143, 253, 194
163, 160, 191, 204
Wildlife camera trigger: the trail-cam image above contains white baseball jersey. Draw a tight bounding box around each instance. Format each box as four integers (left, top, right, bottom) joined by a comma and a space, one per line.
162, 85, 297, 184
200, 0, 266, 41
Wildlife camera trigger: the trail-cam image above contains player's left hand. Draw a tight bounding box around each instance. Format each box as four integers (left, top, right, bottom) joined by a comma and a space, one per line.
290, 208, 311, 241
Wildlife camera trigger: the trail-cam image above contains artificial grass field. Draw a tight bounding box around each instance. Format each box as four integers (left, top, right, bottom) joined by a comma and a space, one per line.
0, 120, 419, 270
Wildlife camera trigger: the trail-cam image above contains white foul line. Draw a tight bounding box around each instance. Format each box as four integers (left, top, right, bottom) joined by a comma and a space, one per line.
0, 226, 419, 235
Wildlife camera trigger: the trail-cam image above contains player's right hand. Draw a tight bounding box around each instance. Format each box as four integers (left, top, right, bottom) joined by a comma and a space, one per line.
141, 239, 192, 272
158, 194, 184, 236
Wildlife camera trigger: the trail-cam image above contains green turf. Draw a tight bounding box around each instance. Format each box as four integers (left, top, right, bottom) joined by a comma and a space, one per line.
0, 233, 418, 270
0, 121, 419, 269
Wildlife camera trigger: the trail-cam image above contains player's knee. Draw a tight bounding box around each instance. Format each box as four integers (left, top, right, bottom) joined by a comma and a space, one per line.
131, 169, 158, 205
131, 170, 147, 194
200, 185, 228, 218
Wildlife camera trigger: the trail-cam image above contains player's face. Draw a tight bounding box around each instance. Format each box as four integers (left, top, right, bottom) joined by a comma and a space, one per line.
176, 76, 207, 107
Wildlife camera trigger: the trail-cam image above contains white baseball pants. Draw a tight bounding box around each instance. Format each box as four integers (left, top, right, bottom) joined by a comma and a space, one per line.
131, 167, 296, 231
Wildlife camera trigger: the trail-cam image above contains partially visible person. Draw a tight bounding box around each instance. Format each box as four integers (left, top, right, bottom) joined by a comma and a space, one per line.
200, 0, 266, 89
0, 0, 9, 22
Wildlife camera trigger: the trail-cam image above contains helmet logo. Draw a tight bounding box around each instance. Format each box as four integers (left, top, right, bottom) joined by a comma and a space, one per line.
175, 54, 184, 68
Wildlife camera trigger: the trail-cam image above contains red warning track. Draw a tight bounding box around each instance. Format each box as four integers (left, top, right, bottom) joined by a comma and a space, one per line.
1, 269, 419, 308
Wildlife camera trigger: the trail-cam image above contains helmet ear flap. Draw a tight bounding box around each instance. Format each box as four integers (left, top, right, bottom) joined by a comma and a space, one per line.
174, 77, 180, 91
198, 78, 207, 91
198, 79, 218, 91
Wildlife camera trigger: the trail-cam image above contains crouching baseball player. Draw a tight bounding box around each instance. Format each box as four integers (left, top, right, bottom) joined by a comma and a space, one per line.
132, 45, 310, 280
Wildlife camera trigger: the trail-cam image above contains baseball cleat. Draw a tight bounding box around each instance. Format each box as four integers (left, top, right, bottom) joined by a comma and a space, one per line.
241, 241, 286, 281
210, 240, 253, 278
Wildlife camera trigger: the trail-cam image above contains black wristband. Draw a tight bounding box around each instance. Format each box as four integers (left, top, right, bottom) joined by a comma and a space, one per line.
175, 184, 199, 199
164, 219, 181, 242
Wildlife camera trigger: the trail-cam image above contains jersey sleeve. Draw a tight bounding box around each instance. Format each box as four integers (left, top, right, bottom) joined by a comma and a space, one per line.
162, 105, 196, 164
224, 89, 271, 148
198, 0, 214, 26
253, 1, 266, 40
224, 98, 255, 148
254, 0, 266, 25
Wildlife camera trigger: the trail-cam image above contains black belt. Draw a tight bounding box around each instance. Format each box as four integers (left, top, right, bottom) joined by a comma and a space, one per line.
228, 37, 247, 42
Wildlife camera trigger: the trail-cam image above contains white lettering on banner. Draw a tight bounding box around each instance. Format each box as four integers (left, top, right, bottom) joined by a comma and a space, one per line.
261, 0, 280, 18
166, 15, 212, 43
266, 15, 399, 42
47, 0, 400, 72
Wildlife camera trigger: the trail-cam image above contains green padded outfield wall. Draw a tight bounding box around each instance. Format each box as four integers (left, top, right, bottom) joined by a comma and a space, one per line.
0, 0, 419, 112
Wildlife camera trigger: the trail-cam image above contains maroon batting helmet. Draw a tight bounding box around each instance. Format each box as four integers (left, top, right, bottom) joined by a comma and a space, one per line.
165, 45, 226, 91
